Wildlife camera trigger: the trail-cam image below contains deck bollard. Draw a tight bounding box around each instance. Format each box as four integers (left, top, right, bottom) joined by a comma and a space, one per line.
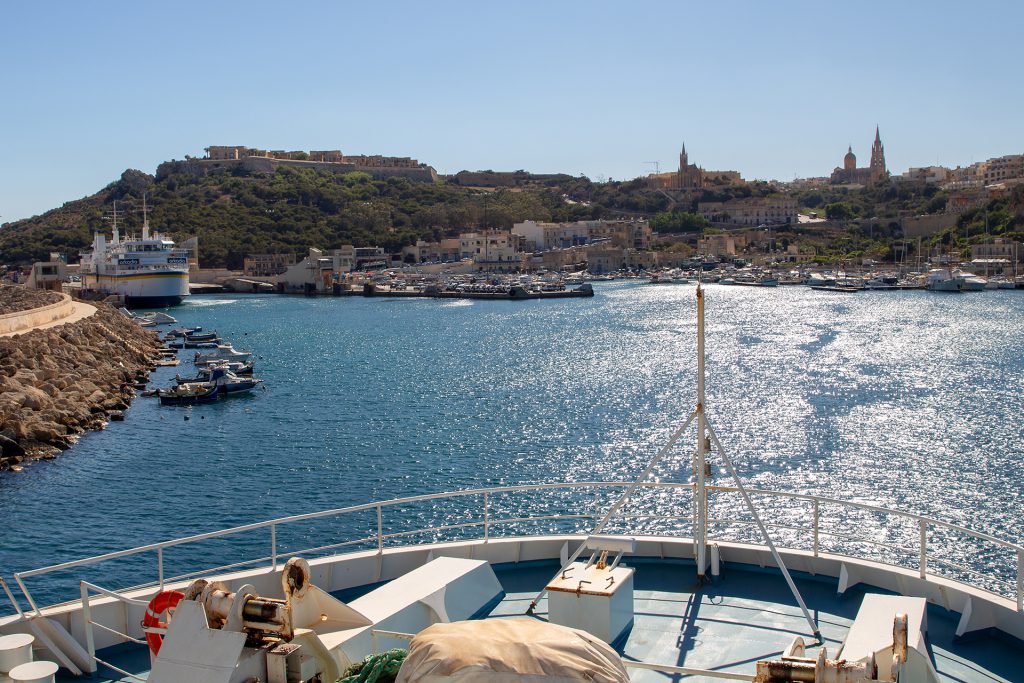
0, 634, 34, 677
8, 660, 58, 683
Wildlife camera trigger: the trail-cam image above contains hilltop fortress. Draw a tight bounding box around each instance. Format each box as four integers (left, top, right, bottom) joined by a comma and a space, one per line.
156, 145, 439, 182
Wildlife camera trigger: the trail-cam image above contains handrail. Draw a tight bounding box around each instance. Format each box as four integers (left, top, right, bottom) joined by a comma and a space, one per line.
80, 580, 150, 681
0, 577, 24, 618
8, 481, 1024, 616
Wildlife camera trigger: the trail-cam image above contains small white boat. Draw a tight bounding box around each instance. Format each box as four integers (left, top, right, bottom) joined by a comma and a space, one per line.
864, 275, 898, 289
135, 311, 178, 325
194, 344, 253, 365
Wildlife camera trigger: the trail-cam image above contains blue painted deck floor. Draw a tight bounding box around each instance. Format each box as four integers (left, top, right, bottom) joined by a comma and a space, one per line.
74, 559, 1019, 682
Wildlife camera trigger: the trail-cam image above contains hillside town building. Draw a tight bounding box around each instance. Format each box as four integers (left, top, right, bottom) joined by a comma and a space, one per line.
697, 197, 797, 226
243, 253, 297, 277
511, 219, 651, 252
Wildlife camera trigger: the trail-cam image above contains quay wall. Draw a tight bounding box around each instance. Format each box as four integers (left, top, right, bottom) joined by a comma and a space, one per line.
0, 293, 75, 335
0, 291, 165, 470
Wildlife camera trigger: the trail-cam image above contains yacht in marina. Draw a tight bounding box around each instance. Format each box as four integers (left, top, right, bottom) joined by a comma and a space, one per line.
0, 288, 1021, 683
924, 268, 964, 292
79, 203, 190, 308
956, 271, 989, 292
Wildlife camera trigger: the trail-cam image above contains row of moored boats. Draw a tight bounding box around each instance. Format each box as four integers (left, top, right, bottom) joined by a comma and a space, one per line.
124, 312, 265, 405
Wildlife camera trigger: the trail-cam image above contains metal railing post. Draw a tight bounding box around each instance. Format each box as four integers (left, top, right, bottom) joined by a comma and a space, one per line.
812, 499, 819, 558
157, 548, 164, 590
483, 492, 490, 542
376, 505, 383, 553
14, 575, 40, 616
80, 582, 97, 667
919, 520, 928, 579
271, 525, 278, 571
0, 578, 24, 618
1017, 550, 1023, 612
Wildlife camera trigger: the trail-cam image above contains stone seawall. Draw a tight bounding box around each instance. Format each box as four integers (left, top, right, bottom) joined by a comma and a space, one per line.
0, 294, 165, 470
0, 292, 76, 335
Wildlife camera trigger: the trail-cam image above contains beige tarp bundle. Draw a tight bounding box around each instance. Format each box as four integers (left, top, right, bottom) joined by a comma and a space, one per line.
396, 618, 629, 682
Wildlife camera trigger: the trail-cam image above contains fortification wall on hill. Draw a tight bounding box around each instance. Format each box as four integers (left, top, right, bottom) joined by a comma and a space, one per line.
157, 158, 438, 183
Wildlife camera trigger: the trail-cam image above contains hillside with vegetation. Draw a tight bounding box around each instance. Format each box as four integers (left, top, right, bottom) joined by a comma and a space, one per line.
1, 165, 1021, 268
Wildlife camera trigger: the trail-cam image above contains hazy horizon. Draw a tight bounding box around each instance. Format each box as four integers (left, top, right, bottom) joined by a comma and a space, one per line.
2, 0, 1022, 223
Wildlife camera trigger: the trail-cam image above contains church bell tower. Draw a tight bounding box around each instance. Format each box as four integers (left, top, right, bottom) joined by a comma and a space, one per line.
869, 126, 887, 182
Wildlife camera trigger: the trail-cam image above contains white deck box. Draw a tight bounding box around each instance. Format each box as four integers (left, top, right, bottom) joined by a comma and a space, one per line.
545, 561, 634, 645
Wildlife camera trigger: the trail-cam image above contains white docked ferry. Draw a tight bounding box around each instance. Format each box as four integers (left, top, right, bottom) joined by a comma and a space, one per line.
79, 204, 190, 308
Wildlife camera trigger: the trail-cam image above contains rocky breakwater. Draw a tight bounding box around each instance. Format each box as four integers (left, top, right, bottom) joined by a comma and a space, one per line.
0, 289, 164, 471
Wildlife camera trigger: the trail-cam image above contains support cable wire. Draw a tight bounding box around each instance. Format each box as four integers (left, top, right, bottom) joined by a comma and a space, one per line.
526, 410, 698, 613
529, 285, 821, 644
705, 417, 821, 641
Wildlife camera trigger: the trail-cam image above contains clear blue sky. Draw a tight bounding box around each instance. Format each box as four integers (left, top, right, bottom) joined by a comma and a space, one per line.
1, 1, 1021, 223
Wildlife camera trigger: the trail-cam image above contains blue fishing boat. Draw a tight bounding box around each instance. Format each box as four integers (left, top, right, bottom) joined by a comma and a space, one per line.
156, 383, 221, 405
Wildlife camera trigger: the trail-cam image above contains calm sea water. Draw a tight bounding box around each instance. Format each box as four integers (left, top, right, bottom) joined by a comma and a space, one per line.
2, 282, 1023, 609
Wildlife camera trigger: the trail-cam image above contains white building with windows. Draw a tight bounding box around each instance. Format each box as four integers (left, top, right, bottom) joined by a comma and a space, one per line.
697, 197, 797, 226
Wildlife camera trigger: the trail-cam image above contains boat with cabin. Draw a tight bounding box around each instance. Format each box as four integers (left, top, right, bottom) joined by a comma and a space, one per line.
178, 365, 262, 395
175, 361, 254, 382
194, 345, 254, 366
0, 289, 1021, 683
155, 382, 221, 405
924, 268, 964, 292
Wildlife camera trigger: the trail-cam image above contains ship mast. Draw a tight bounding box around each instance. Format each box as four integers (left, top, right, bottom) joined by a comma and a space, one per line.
694, 286, 708, 576
527, 287, 821, 641
110, 202, 120, 245
142, 193, 151, 241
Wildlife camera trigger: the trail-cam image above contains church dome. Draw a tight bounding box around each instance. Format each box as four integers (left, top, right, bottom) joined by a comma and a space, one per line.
844, 146, 856, 171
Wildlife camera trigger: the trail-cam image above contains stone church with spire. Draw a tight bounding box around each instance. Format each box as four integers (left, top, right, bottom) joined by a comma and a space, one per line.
676, 143, 705, 189
831, 127, 888, 185
646, 142, 742, 189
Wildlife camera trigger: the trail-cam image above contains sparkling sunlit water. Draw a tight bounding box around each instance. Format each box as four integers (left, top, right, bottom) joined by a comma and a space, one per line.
2, 282, 1022, 609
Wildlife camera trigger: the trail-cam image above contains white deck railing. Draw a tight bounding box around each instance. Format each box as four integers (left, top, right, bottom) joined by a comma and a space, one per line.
4, 481, 1023, 616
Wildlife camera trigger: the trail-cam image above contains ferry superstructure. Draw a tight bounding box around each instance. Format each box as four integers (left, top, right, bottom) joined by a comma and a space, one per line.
79, 204, 189, 308
0, 289, 1021, 682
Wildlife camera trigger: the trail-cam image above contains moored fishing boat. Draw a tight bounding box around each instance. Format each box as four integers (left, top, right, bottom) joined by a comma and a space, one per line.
194, 344, 253, 365
175, 361, 254, 383
182, 365, 262, 395
155, 382, 220, 405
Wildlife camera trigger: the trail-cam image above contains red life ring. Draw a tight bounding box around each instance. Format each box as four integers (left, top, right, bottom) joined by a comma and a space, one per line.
143, 590, 184, 656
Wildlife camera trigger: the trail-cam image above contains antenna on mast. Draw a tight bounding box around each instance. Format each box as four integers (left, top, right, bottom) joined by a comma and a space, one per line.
105, 201, 120, 244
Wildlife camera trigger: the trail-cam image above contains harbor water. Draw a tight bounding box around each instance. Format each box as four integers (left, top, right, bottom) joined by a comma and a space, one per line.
2, 281, 1023, 610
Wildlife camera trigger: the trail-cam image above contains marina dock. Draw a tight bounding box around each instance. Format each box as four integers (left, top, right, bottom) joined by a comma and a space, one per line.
335, 282, 595, 300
